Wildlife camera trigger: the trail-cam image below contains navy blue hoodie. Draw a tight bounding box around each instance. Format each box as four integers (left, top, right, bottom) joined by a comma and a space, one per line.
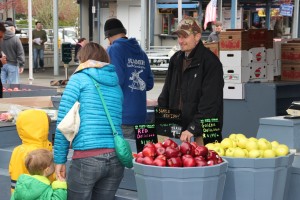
107, 38, 154, 125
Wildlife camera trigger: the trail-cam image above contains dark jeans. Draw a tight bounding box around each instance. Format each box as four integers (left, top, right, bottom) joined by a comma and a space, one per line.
67, 151, 124, 200
33, 48, 44, 69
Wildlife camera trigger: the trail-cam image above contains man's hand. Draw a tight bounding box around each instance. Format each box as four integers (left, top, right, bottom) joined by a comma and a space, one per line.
55, 164, 66, 181
180, 130, 194, 143
19, 67, 24, 74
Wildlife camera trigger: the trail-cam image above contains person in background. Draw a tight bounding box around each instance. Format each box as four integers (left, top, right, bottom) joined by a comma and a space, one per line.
104, 18, 154, 139
158, 16, 224, 145
9, 109, 53, 192
32, 21, 47, 73
0, 22, 7, 98
207, 21, 223, 42
0, 21, 25, 84
11, 149, 67, 200
274, 17, 283, 38
74, 37, 87, 64
54, 42, 124, 200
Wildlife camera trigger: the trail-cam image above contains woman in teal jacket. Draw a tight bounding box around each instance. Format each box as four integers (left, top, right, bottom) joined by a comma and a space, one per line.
54, 42, 124, 200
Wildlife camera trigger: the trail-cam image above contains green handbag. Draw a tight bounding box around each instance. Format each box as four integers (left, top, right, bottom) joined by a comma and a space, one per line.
90, 76, 133, 168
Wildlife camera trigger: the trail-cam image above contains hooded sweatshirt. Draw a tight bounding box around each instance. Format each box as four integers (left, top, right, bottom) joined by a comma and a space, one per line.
107, 38, 154, 125
0, 30, 25, 67
54, 60, 123, 164
9, 110, 52, 191
11, 174, 67, 200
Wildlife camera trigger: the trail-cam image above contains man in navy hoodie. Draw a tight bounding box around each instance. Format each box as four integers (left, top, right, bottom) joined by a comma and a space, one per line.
104, 18, 154, 139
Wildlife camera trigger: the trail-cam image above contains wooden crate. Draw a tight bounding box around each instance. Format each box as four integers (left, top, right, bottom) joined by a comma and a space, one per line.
204, 42, 219, 57
281, 43, 300, 63
281, 63, 300, 81
19, 37, 28, 44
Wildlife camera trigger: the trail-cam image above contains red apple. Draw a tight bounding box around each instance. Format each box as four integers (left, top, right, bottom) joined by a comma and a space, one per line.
182, 155, 196, 167
163, 138, 178, 148
217, 156, 223, 164
7, 88, 12, 91
153, 157, 167, 167
190, 142, 198, 149
142, 156, 154, 165
135, 157, 144, 164
195, 160, 208, 167
13, 87, 19, 91
194, 156, 207, 162
144, 142, 156, 150
180, 142, 193, 155
167, 157, 182, 167
165, 146, 181, 158
207, 150, 219, 160
136, 152, 144, 158
194, 146, 209, 157
154, 142, 164, 149
156, 155, 166, 160
156, 147, 166, 156
142, 146, 156, 157
207, 159, 216, 166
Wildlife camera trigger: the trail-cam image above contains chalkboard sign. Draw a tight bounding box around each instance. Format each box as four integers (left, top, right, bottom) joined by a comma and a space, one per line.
200, 118, 223, 144
134, 124, 157, 153
155, 107, 182, 138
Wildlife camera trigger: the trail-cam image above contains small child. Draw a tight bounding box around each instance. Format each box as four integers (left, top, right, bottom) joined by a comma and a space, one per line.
10, 149, 67, 200
9, 109, 53, 192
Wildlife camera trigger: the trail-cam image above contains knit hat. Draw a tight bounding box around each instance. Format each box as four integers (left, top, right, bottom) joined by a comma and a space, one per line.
4, 21, 14, 27
173, 16, 202, 37
104, 18, 127, 39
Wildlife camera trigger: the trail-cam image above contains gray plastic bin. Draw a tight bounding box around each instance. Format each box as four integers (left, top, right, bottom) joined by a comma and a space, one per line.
222, 153, 294, 200
133, 160, 228, 200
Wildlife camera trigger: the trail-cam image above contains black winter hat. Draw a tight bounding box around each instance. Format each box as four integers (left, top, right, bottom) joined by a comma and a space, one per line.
104, 18, 127, 39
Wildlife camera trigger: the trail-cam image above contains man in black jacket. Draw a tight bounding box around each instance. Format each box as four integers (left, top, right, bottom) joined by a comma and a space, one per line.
158, 16, 224, 145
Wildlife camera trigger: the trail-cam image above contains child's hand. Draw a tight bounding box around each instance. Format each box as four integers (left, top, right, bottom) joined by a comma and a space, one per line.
55, 164, 66, 181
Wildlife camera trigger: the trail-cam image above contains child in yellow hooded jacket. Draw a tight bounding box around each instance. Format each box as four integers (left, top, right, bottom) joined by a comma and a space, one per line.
9, 109, 53, 192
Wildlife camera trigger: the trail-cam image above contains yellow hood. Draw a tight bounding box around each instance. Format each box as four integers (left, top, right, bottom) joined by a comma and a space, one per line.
16, 109, 50, 146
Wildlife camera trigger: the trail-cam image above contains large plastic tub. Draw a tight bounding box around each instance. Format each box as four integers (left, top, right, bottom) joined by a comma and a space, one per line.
133, 160, 228, 200
285, 155, 300, 200
222, 154, 294, 200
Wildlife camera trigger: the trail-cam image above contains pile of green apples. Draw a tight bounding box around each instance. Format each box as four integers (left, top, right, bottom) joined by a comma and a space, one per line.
205, 133, 289, 158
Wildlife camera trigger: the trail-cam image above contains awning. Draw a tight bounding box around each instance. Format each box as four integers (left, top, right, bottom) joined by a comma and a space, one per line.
157, 3, 199, 9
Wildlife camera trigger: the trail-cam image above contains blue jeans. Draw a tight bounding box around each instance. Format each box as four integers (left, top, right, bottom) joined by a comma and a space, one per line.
1, 64, 19, 84
33, 48, 44, 69
67, 151, 124, 200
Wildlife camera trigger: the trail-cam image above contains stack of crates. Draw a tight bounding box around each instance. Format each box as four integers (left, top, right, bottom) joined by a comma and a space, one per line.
281, 42, 300, 81
219, 29, 274, 99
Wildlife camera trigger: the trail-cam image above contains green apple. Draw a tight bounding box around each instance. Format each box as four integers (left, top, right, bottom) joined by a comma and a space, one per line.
248, 149, 261, 158
245, 140, 259, 151
236, 133, 246, 139
263, 149, 276, 158
237, 137, 248, 149
248, 137, 258, 143
225, 147, 235, 157
214, 143, 221, 148
275, 144, 289, 156
229, 133, 237, 141
213, 146, 225, 156
243, 149, 249, 157
259, 150, 264, 158
232, 140, 237, 148
205, 143, 215, 150
257, 138, 272, 150
271, 141, 280, 150
221, 138, 233, 149
233, 148, 247, 158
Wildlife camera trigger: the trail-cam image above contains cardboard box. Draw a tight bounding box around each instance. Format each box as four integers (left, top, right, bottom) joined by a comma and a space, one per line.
267, 64, 274, 81
220, 50, 251, 66
223, 66, 250, 83
274, 59, 281, 76
266, 48, 275, 65
204, 42, 219, 57
281, 63, 300, 81
220, 30, 248, 50
248, 62, 267, 80
249, 47, 266, 63
224, 82, 245, 99
281, 43, 300, 64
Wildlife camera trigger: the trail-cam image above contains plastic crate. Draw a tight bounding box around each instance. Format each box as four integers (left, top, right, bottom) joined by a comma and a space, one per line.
222, 154, 294, 200
133, 160, 228, 200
